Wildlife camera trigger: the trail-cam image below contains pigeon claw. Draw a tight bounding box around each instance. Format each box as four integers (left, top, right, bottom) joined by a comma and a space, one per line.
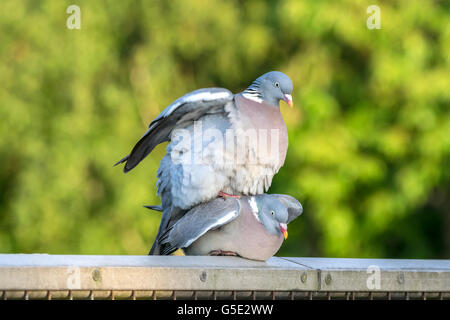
218, 191, 241, 199
209, 250, 239, 257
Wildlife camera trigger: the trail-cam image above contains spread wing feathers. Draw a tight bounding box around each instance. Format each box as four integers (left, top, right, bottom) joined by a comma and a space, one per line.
272, 194, 303, 223
115, 88, 234, 172
158, 197, 241, 255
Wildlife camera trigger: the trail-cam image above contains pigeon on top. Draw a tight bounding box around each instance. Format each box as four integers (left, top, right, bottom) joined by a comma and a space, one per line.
115, 71, 294, 255
146, 194, 303, 261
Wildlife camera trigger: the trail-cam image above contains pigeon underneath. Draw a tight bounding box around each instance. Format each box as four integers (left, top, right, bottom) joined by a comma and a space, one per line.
146, 194, 303, 261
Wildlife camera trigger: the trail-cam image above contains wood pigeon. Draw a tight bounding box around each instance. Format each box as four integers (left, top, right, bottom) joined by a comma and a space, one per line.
146, 194, 303, 261
115, 71, 294, 254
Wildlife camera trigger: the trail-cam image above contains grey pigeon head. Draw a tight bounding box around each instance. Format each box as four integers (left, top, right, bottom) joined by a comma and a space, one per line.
252, 195, 290, 239
243, 71, 294, 107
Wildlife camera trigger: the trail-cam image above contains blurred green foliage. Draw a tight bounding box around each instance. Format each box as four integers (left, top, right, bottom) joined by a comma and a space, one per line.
0, 0, 449, 258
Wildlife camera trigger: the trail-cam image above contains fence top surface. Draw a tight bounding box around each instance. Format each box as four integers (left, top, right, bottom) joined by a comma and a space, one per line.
0, 254, 305, 269
284, 257, 450, 271
1, 254, 449, 270
0, 254, 449, 293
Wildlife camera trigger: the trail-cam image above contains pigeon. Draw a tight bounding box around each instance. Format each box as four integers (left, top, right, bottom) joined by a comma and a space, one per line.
146, 194, 303, 261
115, 71, 294, 254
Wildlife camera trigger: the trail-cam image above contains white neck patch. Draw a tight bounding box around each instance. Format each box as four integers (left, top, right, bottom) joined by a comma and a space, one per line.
242, 92, 263, 103
248, 197, 261, 222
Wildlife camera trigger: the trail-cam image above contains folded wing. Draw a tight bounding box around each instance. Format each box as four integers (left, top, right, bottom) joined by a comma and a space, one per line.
158, 197, 241, 255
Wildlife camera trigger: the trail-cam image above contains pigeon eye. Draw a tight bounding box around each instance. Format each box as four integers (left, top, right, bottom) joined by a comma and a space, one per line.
274, 82, 280, 88
270, 211, 275, 216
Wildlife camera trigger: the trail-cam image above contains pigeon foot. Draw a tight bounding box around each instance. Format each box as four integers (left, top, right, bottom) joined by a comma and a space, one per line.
218, 191, 241, 199
209, 250, 239, 257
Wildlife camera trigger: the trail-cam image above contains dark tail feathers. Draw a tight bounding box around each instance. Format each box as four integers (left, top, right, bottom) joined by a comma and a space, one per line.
144, 205, 163, 212
113, 154, 130, 168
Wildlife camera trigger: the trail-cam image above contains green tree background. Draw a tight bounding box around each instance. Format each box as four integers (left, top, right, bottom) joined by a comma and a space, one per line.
0, 0, 449, 258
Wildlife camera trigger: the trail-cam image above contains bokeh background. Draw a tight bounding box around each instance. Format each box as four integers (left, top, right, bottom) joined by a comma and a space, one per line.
1, 0, 449, 258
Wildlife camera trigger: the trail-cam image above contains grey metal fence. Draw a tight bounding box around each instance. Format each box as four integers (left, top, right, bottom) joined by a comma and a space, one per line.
0, 254, 449, 300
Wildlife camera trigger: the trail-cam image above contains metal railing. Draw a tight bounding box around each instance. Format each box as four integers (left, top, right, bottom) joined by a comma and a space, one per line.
0, 254, 449, 300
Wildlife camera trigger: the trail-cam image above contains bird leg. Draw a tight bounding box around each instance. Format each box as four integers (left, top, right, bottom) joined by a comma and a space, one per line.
218, 191, 241, 199
209, 250, 240, 257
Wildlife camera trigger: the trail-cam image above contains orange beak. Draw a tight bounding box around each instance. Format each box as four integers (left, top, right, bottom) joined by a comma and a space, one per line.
283, 94, 293, 108
279, 223, 288, 239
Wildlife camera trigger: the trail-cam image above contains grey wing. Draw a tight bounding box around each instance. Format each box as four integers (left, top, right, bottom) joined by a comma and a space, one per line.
115, 88, 234, 172
272, 194, 303, 223
159, 197, 241, 255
